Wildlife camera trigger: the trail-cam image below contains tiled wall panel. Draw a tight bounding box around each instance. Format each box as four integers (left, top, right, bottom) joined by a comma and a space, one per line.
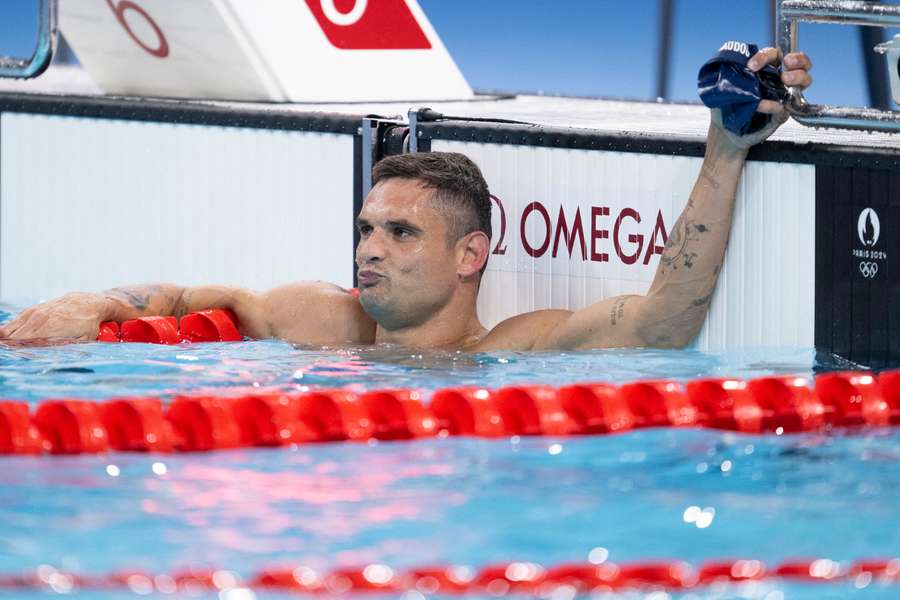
1, 113, 354, 303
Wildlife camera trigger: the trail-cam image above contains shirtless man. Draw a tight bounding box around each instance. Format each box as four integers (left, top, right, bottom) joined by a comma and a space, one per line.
0, 49, 811, 352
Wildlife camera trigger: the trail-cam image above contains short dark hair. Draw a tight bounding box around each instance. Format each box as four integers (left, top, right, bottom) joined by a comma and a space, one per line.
372, 152, 492, 252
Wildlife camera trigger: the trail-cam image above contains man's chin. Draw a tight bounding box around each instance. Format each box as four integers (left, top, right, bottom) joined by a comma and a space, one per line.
358, 288, 386, 317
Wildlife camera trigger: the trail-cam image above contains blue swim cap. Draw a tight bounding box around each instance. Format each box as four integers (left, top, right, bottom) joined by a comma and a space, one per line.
697, 41, 787, 136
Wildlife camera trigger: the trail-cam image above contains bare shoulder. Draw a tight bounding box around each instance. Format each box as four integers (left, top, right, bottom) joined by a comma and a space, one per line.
472, 309, 572, 352
263, 281, 376, 345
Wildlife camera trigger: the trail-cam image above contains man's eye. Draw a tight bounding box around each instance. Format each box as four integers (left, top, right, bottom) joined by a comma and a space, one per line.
393, 227, 411, 238
359, 225, 372, 235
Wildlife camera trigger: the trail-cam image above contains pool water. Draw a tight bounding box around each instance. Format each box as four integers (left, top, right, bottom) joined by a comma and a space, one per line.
0, 308, 896, 599
0, 336, 853, 404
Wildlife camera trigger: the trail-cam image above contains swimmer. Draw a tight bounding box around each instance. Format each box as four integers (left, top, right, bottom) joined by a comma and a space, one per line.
0, 48, 812, 351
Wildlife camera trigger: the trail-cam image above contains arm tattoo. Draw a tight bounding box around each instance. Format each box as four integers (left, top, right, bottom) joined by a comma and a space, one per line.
659, 211, 710, 275
609, 297, 628, 326
692, 292, 714, 307
106, 286, 159, 311
699, 162, 721, 190
106, 285, 182, 315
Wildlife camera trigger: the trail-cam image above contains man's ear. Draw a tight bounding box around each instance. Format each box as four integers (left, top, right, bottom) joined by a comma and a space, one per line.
457, 231, 490, 279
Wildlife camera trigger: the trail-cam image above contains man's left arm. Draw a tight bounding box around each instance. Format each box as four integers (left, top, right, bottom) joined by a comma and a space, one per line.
534, 48, 812, 351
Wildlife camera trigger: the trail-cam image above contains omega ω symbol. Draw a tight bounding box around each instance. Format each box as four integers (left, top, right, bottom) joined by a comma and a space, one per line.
858, 208, 880, 247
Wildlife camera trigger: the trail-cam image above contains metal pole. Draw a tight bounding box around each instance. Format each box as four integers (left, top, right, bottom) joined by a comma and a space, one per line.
775, 0, 900, 131
780, 0, 900, 26
770, 0, 778, 47
858, 1, 892, 110
859, 25, 892, 109
655, 0, 674, 100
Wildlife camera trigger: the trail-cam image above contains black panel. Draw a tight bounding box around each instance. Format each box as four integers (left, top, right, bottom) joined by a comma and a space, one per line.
352, 134, 363, 288
868, 168, 890, 367
891, 170, 900, 364
816, 164, 899, 368
0, 92, 361, 134
831, 168, 853, 360
814, 166, 834, 356
851, 168, 871, 364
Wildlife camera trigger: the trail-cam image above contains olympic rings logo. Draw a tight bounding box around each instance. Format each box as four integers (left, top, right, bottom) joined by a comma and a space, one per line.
859, 262, 879, 279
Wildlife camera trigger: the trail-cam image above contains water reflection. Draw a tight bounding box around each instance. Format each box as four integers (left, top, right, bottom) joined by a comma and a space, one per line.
0, 430, 898, 600
0, 337, 831, 405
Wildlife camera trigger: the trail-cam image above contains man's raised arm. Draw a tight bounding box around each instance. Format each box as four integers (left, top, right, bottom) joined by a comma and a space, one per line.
532, 48, 812, 351
0, 281, 375, 344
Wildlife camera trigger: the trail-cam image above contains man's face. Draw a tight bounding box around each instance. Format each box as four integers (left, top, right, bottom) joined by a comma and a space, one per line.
355, 178, 460, 330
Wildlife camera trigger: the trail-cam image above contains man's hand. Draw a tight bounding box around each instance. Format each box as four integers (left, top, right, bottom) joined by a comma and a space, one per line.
713, 48, 813, 149
0, 293, 109, 341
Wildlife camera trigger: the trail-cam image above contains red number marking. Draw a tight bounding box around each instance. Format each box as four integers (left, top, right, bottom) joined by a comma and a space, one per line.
105, 0, 169, 58
491, 194, 507, 256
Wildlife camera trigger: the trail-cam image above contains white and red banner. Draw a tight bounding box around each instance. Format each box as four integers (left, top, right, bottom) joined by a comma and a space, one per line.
433, 140, 817, 351
59, 0, 472, 102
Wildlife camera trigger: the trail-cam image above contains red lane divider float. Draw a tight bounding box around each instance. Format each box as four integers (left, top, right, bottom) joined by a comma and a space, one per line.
1, 371, 900, 455
1, 558, 898, 595
97, 309, 241, 344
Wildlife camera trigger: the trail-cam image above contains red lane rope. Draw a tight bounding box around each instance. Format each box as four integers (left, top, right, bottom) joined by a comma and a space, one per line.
1, 371, 899, 455
2, 558, 898, 595
97, 309, 241, 344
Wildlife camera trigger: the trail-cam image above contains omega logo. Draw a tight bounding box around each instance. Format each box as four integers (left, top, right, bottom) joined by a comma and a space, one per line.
105, 0, 169, 58
320, 0, 367, 26
491, 196, 669, 266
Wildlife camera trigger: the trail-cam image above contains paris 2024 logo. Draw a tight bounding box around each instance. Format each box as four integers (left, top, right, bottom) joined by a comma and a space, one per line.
854, 208, 887, 279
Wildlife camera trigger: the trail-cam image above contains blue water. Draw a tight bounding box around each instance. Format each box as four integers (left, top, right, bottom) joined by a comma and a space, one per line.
0, 337, 855, 405
0, 307, 896, 599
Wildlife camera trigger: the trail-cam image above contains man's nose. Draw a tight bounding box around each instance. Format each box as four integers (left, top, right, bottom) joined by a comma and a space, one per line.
356, 230, 385, 264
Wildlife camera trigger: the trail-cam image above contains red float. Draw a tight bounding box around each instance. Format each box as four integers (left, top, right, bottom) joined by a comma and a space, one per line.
493, 386, 563, 435
816, 371, 887, 427
0, 557, 898, 594
405, 566, 474, 594
697, 559, 766, 583
100, 397, 173, 452
430, 387, 507, 437
120, 316, 180, 344
476, 562, 545, 593
96, 321, 120, 342
230, 393, 315, 446
166, 396, 242, 451
618, 381, 698, 428
33, 400, 109, 454
746, 377, 824, 432
357, 389, 425, 440
687, 379, 765, 433
2, 372, 900, 456
558, 383, 636, 434
878, 371, 900, 424
0, 401, 42, 454
179, 309, 241, 343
